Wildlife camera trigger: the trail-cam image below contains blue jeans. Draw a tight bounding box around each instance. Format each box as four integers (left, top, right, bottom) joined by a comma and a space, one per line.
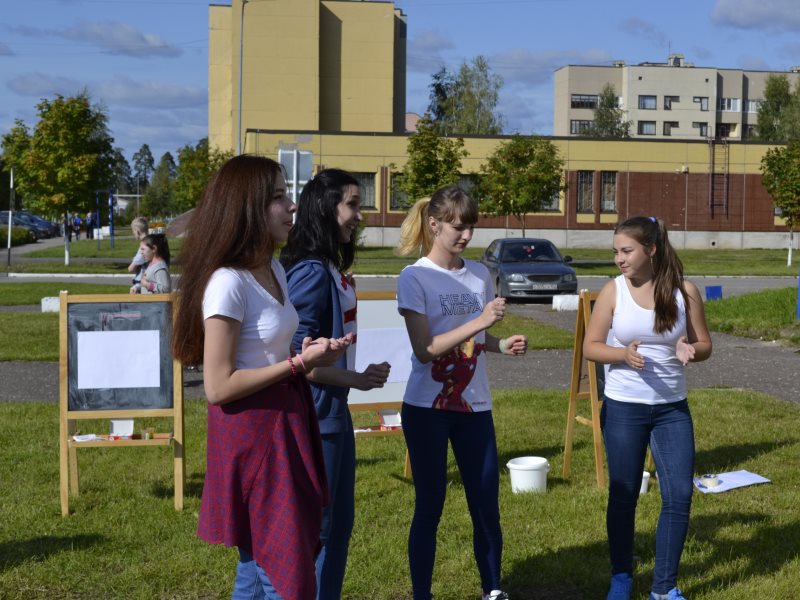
601, 398, 695, 595
316, 414, 356, 600
402, 403, 502, 600
232, 549, 285, 600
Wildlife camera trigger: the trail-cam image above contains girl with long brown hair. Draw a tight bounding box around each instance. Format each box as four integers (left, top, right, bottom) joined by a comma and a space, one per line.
172, 155, 350, 600
583, 216, 712, 600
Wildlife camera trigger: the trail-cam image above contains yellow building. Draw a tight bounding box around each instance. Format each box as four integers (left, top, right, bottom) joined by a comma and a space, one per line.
209, 0, 407, 154
209, 1, 790, 249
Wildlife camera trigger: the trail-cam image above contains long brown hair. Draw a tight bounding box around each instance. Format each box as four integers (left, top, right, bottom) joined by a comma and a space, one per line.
394, 185, 478, 257
615, 216, 686, 333
172, 155, 285, 364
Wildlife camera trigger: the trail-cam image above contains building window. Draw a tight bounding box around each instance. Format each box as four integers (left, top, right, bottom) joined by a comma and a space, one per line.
716, 123, 731, 139
576, 171, 593, 213
638, 95, 657, 110
664, 95, 680, 110
637, 121, 656, 135
693, 96, 709, 111
571, 94, 598, 109
351, 172, 376, 209
692, 122, 708, 137
600, 171, 617, 213
718, 97, 740, 112
745, 99, 760, 113
745, 124, 757, 139
663, 121, 679, 136
455, 174, 477, 194
541, 190, 560, 212
570, 120, 593, 134
278, 147, 313, 202
390, 173, 409, 210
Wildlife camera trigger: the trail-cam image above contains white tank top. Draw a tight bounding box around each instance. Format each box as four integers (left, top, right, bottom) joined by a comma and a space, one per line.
603, 275, 687, 404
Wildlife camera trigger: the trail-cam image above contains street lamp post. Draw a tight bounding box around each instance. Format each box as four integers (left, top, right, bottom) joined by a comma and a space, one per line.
237, 0, 249, 156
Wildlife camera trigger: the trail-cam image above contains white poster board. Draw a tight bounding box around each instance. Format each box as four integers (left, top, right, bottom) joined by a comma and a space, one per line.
350, 297, 412, 405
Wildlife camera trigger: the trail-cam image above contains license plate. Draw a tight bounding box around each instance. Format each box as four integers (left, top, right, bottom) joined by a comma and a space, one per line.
530, 283, 557, 290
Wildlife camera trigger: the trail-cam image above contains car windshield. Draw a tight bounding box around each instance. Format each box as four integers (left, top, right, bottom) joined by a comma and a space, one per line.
500, 243, 560, 263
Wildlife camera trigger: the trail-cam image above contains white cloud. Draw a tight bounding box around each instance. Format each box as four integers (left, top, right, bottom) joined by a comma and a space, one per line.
95, 76, 205, 109
7, 72, 84, 97
491, 48, 613, 88
5, 21, 181, 58
407, 29, 455, 74
619, 17, 668, 48
711, 0, 800, 31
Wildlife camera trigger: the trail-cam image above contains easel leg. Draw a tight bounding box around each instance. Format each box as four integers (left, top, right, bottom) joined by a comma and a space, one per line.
59, 420, 70, 516
174, 440, 184, 511
67, 420, 79, 497
404, 449, 412, 480
591, 398, 605, 488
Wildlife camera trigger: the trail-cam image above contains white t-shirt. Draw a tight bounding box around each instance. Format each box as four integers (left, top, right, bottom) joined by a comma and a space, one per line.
202, 260, 299, 370
603, 274, 688, 404
397, 257, 493, 412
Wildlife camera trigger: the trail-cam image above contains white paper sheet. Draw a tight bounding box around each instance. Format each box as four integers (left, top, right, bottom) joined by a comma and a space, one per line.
693, 470, 771, 493
354, 327, 411, 383
77, 330, 161, 389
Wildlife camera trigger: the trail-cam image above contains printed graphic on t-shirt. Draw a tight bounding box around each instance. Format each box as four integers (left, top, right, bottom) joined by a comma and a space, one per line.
439, 292, 484, 316
431, 337, 485, 412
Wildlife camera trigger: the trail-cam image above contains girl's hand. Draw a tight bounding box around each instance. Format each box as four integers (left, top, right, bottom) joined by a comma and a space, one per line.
624, 340, 645, 369
300, 336, 350, 370
140, 274, 148, 288
354, 361, 391, 391
481, 297, 507, 328
676, 336, 696, 366
502, 334, 528, 356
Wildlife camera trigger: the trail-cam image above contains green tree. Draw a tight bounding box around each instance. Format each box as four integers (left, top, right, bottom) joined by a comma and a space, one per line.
132, 143, 155, 193
428, 56, 504, 135
761, 142, 800, 265
476, 134, 564, 235
173, 138, 233, 214
0, 93, 114, 216
141, 152, 176, 218
756, 75, 800, 142
395, 117, 468, 203
586, 83, 631, 138
110, 148, 135, 194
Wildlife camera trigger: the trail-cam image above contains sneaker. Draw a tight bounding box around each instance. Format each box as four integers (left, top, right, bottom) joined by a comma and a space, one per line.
482, 591, 510, 600
649, 588, 687, 600
607, 573, 632, 600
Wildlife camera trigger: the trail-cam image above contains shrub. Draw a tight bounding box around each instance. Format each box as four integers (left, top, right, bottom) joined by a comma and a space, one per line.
0, 225, 36, 246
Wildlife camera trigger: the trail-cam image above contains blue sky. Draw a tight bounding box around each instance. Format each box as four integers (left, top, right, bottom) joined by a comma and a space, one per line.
1, 0, 799, 163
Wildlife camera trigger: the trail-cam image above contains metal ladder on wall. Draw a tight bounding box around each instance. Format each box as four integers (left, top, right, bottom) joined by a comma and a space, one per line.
708, 137, 729, 218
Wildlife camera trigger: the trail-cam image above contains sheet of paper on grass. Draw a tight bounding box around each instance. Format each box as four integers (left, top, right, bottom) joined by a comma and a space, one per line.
693, 470, 770, 493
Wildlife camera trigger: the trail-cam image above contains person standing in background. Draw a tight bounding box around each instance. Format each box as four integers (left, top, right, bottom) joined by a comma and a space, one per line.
281, 168, 390, 600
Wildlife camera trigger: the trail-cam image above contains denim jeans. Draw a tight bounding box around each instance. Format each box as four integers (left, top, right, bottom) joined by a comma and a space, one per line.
232, 548, 285, 600
316, 419, 356, 600
402, 403, 502, 600
601, 398, 695, 595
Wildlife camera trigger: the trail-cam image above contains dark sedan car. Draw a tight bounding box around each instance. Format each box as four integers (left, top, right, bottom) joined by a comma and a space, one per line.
480, 238, 578, 300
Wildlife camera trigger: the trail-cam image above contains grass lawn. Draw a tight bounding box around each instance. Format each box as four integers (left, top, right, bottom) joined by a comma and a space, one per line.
1, 389, 798, 599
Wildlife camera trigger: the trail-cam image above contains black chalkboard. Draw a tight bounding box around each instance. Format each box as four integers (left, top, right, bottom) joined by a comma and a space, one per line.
66, 301, 173, 411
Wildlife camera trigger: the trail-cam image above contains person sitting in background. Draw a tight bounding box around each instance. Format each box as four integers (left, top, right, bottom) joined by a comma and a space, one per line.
128, 217, 149, 287
130, 233, 171, 294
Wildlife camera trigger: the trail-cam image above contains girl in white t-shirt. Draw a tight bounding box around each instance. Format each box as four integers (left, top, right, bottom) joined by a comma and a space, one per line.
172, 155, 350, 600
395, 185, 527, 600
583, 216, 711, 600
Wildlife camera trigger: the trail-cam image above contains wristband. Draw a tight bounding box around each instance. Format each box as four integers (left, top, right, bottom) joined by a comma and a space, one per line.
296, 354, 307, 372
499, 338, 506, 354
287, 356, 297, 376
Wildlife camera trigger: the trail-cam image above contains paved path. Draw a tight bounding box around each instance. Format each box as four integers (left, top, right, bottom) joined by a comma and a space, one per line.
2, 303, 797, 404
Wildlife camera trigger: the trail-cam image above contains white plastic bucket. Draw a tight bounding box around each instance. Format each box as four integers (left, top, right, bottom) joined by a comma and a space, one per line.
506, 456, 550, 493
640, 471, 651, 495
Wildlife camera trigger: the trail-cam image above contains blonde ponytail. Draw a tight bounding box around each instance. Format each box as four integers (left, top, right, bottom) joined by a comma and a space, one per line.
395, 197, 433, 257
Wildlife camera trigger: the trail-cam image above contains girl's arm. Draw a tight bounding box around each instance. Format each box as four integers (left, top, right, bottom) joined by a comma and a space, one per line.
202, 315, 347, 405
484, 333, 528, 355
142, 266, 171, 294
676, 281, 712, 364
583, 281, 644, 367
306, 362, 391, 391
402, 297, 506, 364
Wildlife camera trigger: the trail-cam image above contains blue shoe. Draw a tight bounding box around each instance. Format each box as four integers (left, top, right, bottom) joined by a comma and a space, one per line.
649, 588, 687, 600
607, 573, 632, 600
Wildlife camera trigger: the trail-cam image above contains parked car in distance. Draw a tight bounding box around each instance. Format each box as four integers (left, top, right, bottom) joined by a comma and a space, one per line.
0, 211, 41, 241
19, 211, 60, 238
480, 238, 578, 300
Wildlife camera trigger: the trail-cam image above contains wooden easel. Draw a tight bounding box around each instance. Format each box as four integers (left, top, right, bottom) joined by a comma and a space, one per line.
59, 292, 185, 516
348, 291, 411, 479
563, 290, 606, 488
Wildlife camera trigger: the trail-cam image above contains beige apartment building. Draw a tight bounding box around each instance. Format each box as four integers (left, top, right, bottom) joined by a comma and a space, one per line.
554, 54, 800, 141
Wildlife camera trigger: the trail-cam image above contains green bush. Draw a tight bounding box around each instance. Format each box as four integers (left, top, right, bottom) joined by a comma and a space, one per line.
0, 225, 36, 246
